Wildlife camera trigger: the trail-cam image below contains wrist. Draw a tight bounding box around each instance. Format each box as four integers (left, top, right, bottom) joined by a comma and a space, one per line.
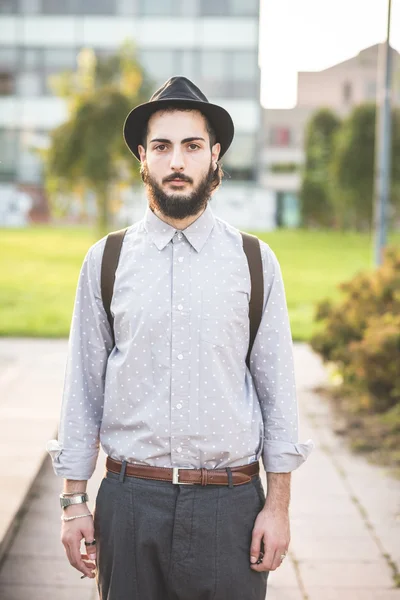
62, 502, 90, 516
264, 499, 289, 514
60, 491, 89, 511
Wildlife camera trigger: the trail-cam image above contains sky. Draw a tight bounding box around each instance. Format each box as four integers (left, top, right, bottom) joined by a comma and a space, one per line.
259, 0, 400, 108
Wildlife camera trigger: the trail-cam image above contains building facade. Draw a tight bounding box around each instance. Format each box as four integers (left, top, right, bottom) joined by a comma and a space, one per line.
261, 44, 400, 227
0, 0, 273, 229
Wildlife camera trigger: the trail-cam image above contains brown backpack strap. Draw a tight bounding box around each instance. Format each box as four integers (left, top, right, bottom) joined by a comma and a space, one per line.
101, 228, 129, 346
240, 232, 264, 370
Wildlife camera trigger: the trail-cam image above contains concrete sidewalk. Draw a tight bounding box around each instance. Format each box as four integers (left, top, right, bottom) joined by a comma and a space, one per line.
0, 339, 399, 599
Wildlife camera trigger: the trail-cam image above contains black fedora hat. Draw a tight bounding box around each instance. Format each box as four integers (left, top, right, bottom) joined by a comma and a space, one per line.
123, 76, 234, 161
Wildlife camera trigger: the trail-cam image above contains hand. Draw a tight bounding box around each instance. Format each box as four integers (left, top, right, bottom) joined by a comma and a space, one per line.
249, 506, 290, 572
61, 504, 97, 579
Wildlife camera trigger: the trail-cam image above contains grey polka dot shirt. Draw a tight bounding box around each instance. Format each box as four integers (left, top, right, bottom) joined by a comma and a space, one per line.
47, 204, 314, 480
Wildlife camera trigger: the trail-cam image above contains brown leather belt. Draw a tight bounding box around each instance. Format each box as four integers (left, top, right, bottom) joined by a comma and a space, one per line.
106, 456, 259, 486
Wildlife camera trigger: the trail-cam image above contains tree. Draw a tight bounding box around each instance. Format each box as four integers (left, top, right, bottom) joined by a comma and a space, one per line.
330, 103, 400, 231
43, 41, 152, 235
300, 108, 341, 228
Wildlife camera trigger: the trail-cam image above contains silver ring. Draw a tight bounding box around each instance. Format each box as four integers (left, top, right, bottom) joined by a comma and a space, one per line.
84, 539, 96, 546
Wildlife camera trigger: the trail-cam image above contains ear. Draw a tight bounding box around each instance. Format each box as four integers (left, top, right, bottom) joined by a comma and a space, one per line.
138, 144, 146, 162
211, 142, 221, 167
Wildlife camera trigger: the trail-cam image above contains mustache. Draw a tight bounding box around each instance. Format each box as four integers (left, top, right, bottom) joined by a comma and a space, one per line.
163, 174, 192, 183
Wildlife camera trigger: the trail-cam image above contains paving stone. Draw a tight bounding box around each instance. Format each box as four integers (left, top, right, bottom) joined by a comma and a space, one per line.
300, 560, 394, 588
290, 515, 370, 540
290, 533, 381, 561
265, 585, 304, 600
0, 555, 88, 587
306, 587, 400, 600
267, 557, 299, 588
0, 583, 95, 600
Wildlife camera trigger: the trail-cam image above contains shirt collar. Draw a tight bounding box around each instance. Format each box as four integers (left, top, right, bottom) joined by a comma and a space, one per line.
143, 203, 216, 253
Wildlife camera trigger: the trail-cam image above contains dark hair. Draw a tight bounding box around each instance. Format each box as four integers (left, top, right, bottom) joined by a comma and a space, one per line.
140, 106, 224, 192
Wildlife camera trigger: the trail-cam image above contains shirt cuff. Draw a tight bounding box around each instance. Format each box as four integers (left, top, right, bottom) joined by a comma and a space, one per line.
262, 439, 315, 473
46, 439, 99, 480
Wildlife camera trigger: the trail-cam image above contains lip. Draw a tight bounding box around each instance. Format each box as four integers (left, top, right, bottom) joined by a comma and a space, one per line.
168, 180, 187, 185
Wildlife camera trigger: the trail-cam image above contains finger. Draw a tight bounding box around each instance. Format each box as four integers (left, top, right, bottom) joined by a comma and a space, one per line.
251, 541, 276, 572
249, 528, 263, 565
83, 538, 97, 563
82, 558, 96, 573
69, 538, 95, 578
271, 548, 288, 571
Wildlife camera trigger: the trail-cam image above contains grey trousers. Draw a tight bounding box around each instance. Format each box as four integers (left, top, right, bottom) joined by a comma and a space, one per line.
94, 467, 269, 600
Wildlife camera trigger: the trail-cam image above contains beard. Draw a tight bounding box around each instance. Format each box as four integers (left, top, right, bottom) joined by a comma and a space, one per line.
140, 161, 215, 220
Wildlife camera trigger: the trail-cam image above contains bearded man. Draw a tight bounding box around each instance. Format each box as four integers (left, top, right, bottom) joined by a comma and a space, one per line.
47, 76, 314, 600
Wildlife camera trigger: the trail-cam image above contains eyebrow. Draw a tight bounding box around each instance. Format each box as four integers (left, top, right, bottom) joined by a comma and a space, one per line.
149, 137, 206, 145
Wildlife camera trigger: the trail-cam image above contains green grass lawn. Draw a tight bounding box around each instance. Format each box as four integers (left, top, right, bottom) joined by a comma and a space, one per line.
1, 225, 399, 340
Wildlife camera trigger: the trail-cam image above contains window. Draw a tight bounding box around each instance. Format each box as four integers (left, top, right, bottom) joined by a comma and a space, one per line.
74, 0, 116, 14
43, 48, 77, 69
139, 49, 179, 81
199, 50, 259, 98
20, 0, 40, 13
20, 48, 43, 70
199, 50, 229, 95
223, 132, 256, 179
231, 51, 258, 81
269, 127, 291, 147
41, 0, 116, 14
201, 0, 229, 15
138, 0, 178, 16
0, 0, 18, 13
343, 81, 352, 105
116, 0, 136, 16
0, 129, 18, 181
201, 0, 259, 16
41, 0, 74, 14
230, 0, 259, 16
16, 72, 42, 96
0, 73, 15, 95
365, 80, 377, 100
18, 129, 45, 183
0, 48, 18, 69
180, 50, 196, 81
0, 49, 18, 95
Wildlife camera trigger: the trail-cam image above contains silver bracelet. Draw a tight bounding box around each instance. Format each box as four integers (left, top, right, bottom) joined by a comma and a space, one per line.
60, 491, 86, 497
61, 512, 92, 522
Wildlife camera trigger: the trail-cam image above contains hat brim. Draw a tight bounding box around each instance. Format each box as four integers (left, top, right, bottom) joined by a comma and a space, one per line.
123, 98, 234, 161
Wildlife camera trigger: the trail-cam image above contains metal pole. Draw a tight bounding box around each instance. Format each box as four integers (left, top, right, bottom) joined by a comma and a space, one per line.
373, 0, 393, 266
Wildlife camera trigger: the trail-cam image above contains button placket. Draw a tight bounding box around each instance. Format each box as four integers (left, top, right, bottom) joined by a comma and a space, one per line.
170, 235, 191, 461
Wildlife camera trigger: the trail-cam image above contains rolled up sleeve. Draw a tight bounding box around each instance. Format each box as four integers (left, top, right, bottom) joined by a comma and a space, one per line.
46, 238, 113, 480
249, 241, 314, 473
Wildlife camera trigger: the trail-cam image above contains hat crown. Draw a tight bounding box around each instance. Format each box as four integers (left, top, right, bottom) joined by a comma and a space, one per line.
150, 76, 209, 104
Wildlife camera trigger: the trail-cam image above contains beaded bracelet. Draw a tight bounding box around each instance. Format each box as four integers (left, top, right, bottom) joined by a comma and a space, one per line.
61, 512, 92, 522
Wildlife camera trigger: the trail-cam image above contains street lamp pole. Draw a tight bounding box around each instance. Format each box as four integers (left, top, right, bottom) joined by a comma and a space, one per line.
373, 0, 393, 266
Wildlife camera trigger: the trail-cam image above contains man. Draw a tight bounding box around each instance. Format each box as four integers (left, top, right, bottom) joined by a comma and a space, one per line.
47, 76, 314, 600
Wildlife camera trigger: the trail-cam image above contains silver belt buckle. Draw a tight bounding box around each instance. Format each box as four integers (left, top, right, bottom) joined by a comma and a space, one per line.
172, 467, 195, 485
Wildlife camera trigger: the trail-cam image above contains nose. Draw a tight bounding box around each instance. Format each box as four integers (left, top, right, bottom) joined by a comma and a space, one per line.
170, 146, 185, 172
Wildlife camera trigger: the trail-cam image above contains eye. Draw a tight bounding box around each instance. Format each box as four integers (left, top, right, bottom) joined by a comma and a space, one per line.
155, 144, 167, 151
188, 144, 200, 150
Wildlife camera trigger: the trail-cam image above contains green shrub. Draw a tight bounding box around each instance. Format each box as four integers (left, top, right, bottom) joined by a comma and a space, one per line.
311, 246, 400, 412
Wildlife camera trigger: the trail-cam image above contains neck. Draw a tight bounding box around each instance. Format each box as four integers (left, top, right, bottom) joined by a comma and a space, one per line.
150, 205, 207, 231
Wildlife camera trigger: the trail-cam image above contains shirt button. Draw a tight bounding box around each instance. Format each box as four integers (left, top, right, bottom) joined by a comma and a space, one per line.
177, 233, 183, 239
177, 447, 182, 453
177, 354, 183, 360
176, 403, 182, 409
177, 304, 183, 310
178, 257, 184, 263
